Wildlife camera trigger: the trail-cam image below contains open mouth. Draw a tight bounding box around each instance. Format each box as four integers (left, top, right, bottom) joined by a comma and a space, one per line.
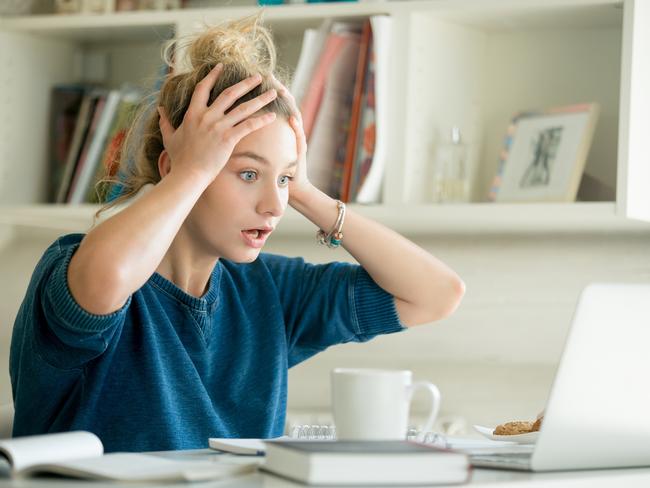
241, 228, 273, 248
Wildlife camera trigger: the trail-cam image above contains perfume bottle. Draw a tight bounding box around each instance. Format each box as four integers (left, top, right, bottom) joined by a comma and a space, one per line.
431, 127, 469, 203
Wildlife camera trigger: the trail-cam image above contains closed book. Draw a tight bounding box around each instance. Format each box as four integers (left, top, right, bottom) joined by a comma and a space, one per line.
262, 440, 470, 485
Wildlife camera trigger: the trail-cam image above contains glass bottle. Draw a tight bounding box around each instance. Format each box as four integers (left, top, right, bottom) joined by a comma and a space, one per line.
431, 127, 469, 203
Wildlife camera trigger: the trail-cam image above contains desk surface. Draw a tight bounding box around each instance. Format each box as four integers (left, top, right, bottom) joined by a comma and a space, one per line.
1, 449, 650, 487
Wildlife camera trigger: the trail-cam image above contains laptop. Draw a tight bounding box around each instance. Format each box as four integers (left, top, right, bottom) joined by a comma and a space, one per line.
471, 283, 650, 472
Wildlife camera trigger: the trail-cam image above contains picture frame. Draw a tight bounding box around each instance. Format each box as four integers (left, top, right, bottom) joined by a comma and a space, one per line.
488, 103, 600, 203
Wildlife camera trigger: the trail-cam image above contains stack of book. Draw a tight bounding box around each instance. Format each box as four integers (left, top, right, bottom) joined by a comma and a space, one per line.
48, 85, 142, 204
293, 15, 391, 204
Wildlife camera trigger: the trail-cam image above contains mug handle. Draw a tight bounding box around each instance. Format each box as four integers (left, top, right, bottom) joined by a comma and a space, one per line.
406, 381, 441, 441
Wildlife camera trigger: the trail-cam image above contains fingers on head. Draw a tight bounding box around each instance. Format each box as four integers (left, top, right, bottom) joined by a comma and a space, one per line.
229, 112, 276, 142
191, 63, 224, 107
227, 88, 277, 122
211, 73, 264, 114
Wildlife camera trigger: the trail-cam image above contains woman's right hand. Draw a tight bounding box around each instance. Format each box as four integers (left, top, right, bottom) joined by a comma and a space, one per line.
157, 63, 278, 181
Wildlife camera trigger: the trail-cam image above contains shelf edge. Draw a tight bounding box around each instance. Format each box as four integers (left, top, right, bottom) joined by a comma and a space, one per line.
1, 203, 649, 236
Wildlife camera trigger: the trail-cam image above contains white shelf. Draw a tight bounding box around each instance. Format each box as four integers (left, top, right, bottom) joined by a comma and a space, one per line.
1, 202, 649, 235
0, 0, 622, 42
0, 2, 393, 41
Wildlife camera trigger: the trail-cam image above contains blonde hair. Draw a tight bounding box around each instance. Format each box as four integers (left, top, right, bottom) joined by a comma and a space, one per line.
96, 12, 293, 216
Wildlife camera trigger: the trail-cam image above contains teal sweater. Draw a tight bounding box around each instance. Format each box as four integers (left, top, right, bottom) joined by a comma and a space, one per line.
10, 234, 404, 452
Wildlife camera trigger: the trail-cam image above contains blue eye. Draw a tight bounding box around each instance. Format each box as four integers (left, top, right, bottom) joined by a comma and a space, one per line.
240, 170, 257, 182
278, 175, 292, 187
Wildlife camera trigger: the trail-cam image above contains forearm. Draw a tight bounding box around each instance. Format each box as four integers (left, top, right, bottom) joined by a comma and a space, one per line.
69, 170, 210, 314
290, 186, 465, 326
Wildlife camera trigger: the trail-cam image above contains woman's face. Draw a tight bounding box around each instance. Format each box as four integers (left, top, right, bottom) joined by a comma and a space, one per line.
185, 117, 298, 262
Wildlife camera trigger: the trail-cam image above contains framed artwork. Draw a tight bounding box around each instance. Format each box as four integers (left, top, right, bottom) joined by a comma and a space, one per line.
488, 103, 600, 202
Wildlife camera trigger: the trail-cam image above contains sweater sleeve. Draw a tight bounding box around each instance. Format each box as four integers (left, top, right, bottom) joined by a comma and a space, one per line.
260, 254, 405, 367
16, 234, 131, 369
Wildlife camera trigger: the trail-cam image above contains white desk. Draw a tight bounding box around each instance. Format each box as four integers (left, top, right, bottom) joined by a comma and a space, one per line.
1, 449, 650, 487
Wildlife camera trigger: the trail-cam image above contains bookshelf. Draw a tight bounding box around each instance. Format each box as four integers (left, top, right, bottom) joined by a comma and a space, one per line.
1, 0, 649, 235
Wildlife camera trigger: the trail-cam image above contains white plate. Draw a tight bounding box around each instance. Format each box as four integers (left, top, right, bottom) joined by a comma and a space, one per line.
473, 425, 539, 444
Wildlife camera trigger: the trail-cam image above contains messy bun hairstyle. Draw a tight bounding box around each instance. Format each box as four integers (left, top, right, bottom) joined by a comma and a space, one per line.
97, 12, 293, 216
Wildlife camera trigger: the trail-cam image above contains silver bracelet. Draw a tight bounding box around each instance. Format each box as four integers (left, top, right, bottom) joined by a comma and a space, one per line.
316, 200, 346, 249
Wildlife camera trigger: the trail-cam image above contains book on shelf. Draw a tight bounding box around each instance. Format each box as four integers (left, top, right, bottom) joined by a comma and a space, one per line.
51, 85, 143, 205
68, 89, 122, 204
85, 88, 141, 204
296, 15, 390, 204
55, 90, 101, 203
47, 84, 87, 202
299, 22, 350, 141
339, 19, 371, 202
305, 23, 361, 196
65, 91, 108, 203
354, 15, 391, 205
0, 431, 257, 481
262, 440, 470, 486
291, 19, 332, 108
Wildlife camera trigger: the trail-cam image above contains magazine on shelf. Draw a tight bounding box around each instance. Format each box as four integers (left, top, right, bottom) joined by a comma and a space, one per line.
0, 431, 256, 481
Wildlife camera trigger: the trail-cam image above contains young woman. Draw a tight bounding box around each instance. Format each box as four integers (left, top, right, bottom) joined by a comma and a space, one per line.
10, 15, 464, 452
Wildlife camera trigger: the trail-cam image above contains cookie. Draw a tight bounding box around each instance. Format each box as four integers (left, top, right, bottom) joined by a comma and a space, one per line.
493, 421, 534, 435
531, 416, 543, 432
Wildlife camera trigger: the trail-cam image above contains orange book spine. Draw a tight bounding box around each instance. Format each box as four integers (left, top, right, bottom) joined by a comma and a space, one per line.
340, 20, 371, 202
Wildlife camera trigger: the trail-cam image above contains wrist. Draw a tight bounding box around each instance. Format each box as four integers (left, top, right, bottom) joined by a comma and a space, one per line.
289, 182, 320, 211
165, 166, 214, 195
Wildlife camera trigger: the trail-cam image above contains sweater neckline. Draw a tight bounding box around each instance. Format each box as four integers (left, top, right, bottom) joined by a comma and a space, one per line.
149, 262, 222, 311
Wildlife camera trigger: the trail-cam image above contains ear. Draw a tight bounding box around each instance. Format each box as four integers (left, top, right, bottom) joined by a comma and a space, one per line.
157, 150, 171, 178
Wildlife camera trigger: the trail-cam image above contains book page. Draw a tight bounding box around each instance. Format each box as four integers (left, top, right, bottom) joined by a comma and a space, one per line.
0, 431, 102, 473
24, 453, 258, 482
209, 436, 292, 455
209, 438, 267, 455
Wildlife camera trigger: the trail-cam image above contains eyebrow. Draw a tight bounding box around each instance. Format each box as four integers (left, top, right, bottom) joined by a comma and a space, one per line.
231, 151, 298, 169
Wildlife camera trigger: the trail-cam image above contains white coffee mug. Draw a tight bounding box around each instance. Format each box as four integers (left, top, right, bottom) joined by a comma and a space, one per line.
331, 368, 441, 441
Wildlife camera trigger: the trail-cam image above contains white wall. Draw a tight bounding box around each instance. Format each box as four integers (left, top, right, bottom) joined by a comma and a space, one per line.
1, 226, 649, 432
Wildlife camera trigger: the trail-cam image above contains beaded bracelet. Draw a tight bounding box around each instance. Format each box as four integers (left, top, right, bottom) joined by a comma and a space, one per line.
316, 200, 346, 249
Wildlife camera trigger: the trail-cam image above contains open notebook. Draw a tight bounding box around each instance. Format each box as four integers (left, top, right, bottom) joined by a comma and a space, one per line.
0, 431, 257, 481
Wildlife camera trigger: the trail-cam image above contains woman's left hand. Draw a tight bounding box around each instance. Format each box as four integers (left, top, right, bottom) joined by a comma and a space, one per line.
271, 75, 313, 201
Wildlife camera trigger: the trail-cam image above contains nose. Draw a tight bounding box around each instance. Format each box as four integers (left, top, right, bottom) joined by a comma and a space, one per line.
256, 181, 286, 217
